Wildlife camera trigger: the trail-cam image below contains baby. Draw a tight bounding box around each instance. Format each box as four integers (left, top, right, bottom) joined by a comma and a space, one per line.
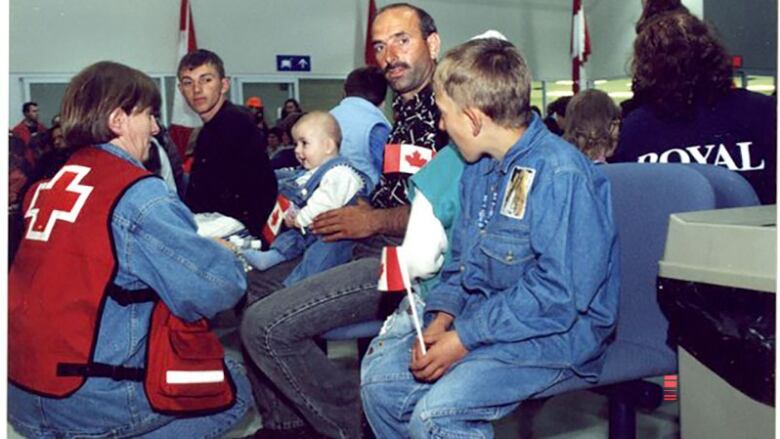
243, 111, 367, 286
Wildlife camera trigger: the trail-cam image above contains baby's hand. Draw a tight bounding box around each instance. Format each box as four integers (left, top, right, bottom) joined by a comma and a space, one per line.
212, 237, 237, 252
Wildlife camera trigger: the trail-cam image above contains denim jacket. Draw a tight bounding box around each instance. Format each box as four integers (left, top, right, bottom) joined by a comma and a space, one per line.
9, 143, 247, 437
274, 155, 369, 208
425, 115, 620, 379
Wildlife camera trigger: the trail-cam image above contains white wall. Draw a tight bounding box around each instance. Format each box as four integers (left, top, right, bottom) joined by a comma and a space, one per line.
8, 0, 580, 123
586, 0, 703, 80
7, 0, 766, 124
10, 0, 577, 77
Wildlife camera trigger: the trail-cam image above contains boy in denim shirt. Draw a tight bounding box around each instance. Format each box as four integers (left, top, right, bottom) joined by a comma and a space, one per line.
361, 38, 620, 438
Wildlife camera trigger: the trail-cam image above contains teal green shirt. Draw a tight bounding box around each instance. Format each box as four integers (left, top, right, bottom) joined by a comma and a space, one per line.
408, 144, 465, 298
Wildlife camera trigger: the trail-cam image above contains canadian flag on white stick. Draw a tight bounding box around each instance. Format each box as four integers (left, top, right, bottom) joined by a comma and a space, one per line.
378, 246, 427, 354
571, 0, 591, 94
261, 195, 292, 244
383, 144, 435, 175
170, 0, 202, 161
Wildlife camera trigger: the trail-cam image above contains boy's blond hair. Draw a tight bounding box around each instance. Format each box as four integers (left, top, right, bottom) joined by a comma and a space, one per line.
291, 111, 342, 147
433, 38, 532, 129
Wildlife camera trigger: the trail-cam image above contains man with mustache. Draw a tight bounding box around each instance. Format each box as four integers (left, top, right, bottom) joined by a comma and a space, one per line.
241, 3, 448, 438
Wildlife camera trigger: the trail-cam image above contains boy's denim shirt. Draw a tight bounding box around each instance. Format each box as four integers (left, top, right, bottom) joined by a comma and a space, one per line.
425, 114, 620, 380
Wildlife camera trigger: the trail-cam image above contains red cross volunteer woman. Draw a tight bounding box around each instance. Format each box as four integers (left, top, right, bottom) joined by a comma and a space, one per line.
8, 61, 253, 439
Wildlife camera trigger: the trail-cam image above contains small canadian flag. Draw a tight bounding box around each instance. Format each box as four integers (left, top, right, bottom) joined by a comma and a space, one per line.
383, 144, 435, 175
377, 246, 409, 292
377, 245, 428, 355
261, 195, 292, 244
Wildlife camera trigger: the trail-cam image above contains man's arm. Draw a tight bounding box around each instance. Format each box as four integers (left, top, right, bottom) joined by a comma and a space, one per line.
296, 167, 364, 228
309, 202, 409, 242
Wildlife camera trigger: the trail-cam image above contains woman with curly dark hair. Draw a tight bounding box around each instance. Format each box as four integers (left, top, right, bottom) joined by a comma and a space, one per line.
632, 11, 733, 120
635, 0, 688, 33
613, 11, 777, 204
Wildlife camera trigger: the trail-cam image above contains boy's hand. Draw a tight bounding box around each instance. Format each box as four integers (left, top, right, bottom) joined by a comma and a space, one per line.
425, 312, 454, 335
410, 329, 468, 382
310, 198, 377, 242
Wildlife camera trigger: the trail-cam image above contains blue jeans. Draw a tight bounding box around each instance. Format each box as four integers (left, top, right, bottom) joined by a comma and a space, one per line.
271, 229, 356, 287
360, 299, 571, 439
241, 235, 402, 438
8, 357, 253, 439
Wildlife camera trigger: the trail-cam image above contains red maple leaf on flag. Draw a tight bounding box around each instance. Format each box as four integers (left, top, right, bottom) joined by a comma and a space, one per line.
270, 209, 280, 226
405, 151, 428, 168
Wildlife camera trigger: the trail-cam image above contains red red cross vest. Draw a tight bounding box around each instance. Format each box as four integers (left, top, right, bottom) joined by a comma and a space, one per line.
9, 147, 153, 397
10, 147, 236, 414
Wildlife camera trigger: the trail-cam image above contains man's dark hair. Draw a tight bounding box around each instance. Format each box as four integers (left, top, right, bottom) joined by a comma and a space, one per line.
177, 49, 226, 78
546, 96, 571, 118
375, 3, 437, 38
22, 102, 38, 115
344, 66, 388, 106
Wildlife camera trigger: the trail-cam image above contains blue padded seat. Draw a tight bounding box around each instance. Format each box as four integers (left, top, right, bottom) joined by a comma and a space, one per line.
685, 163, 760, 208
535, 163, 720, 438
322, 320, 384, 341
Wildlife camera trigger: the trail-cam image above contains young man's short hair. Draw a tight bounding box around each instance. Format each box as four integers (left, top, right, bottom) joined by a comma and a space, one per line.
434, 38, 532, 129
292, 111, 342, 148
177, 49, 226, 79
22, 101, 38, 115
344, 66, 388, 106
375, 3, 437, 38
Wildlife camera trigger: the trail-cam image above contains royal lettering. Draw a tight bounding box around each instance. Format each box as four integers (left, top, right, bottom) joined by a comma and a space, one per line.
685, 144, 716, 164
659, 148, 691, 163
636, 141, 763, 171
637, 152, 659, 163
737, 142, 765, 171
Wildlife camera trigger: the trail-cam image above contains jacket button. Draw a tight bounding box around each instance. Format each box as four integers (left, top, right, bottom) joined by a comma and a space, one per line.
480, 229, 487, 236
506, 252, 514, 262
460, 265, 465, 272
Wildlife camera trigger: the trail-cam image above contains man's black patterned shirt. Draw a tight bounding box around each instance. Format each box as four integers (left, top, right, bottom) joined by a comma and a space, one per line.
370, 85, 449, 208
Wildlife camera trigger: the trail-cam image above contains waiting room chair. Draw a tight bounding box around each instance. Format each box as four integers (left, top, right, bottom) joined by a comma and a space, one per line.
533, 163, 726, 439
686, 163, 761, 208
321, 320, 384, 357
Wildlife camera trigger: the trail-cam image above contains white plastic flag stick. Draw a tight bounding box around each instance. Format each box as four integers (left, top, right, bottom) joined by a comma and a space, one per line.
397, 249, 427, 355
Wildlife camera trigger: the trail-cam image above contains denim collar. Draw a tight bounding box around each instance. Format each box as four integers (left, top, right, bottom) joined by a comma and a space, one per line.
479, 113, 545, 176
96, 143, 146, 169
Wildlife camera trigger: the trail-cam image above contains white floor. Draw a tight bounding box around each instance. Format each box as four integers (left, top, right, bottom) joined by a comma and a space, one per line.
8, 335, 680, 439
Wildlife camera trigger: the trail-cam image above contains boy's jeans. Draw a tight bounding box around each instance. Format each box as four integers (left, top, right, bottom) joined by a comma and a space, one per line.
360, 297, 571, 439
